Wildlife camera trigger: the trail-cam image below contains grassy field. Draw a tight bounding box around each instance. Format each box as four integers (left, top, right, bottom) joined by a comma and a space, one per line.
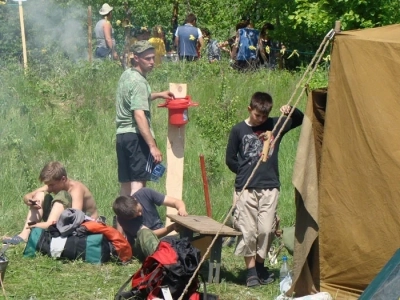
0, 57, 311, 299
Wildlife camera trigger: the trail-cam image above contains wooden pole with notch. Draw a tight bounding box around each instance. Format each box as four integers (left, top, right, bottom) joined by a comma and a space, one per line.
165, 83, 188, 228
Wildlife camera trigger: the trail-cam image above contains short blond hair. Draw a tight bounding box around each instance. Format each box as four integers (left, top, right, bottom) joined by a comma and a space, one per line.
39, 161, 67, 182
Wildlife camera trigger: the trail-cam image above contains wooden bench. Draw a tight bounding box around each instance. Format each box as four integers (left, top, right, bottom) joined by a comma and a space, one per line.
167, 214, 242, 283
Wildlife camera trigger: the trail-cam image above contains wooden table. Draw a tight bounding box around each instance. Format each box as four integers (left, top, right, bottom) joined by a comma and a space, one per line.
167, 214, 242, 283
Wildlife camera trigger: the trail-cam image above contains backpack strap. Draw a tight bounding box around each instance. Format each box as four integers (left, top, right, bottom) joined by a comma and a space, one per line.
199, 273, 207, 300
114, 273, 135, 300
145, 264, 165, 298
116, 262, 164, 300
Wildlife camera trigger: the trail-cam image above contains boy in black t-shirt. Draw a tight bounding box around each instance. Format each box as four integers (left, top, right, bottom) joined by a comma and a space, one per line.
225, 92, 303, 287
112, 187, 188, 261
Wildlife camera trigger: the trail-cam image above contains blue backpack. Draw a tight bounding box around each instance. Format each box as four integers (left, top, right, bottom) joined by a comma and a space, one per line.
236, 28, 260, 61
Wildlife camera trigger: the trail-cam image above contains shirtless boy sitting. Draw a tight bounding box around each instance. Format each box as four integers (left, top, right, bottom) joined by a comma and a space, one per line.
2, 161, 98, 245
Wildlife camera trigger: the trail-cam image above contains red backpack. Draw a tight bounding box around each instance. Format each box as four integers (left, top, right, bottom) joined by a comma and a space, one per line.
115, 237, 218, 300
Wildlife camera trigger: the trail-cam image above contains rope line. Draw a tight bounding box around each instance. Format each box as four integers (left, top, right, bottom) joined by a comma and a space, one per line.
177, 30, 334, 300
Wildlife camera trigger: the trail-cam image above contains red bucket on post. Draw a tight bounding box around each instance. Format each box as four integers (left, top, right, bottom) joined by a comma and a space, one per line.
158, 96, 199, 127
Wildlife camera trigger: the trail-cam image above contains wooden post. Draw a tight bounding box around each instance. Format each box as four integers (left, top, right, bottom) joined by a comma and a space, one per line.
88, 6, 92, 63
334, 20, 341, 33
18, 0, 27, 71
165, 83, 188, 227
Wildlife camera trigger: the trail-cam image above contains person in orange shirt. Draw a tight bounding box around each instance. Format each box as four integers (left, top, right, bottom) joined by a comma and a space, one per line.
148, 25, 166, 66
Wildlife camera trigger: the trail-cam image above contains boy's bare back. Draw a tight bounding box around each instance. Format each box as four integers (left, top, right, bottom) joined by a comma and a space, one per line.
67, 179, 99, 219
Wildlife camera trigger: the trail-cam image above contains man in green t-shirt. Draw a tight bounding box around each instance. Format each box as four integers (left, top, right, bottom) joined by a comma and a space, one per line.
115, 40, 174, 198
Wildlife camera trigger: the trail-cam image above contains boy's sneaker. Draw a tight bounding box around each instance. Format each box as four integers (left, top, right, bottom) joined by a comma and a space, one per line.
257, 267, 274, 285
246, 275, 260, 288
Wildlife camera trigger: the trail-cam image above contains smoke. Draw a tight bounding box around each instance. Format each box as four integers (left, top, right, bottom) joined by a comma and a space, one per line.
23, 0, 88, 61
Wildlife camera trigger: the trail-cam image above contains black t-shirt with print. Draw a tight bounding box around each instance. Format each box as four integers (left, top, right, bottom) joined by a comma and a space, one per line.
225, 108, 303, 191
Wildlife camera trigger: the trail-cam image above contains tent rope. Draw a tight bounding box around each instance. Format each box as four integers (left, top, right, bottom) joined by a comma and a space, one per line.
177, 29, 335, 300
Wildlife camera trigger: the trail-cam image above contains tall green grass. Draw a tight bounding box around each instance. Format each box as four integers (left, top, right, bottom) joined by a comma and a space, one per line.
0, 56, 312, 299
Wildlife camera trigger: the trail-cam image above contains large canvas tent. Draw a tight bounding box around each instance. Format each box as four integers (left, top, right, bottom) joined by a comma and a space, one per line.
289, 24, 400, 298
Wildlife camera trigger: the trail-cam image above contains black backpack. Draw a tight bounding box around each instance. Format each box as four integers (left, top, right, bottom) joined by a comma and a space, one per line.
115, 237, 216, 300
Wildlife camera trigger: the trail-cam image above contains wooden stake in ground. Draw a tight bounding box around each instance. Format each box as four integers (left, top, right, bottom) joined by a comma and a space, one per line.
88, 6, 92, 63
16, 0, 27, 71
335, 20, 341, 33
165, 83, 187, 227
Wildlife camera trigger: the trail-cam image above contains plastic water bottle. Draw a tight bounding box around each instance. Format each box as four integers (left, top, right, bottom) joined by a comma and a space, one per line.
150, 164, 166, 182
279, 255, 289, 282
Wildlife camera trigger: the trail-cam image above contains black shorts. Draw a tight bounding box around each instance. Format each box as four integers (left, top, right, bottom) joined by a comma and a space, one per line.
116, 132, 152, 182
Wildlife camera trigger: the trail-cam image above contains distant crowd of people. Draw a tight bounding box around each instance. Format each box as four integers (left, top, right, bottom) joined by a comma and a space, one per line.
93, 3, 283, 71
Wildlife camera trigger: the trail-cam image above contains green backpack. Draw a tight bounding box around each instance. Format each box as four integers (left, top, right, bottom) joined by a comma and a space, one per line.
23, 227, 111, 264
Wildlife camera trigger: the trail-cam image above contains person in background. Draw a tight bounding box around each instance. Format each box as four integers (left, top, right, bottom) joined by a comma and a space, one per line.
225, 92, 304, 287
94, 3, 119, 60
112, 188, 188, 261
218, 20, 248, 61
201, 28, 221, 63
231, 20, 260, 71
174, 13, 203, 61
136, 27, 151, 41
148, 25, 167, 66
2, 161, 99, 245
258, 22, 275, 68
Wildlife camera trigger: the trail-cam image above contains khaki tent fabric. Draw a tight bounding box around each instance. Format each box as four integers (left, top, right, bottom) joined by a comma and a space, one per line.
290, 24, 400, 298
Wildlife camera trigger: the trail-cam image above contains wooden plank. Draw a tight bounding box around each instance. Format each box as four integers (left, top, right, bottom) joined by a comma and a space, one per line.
167, 215, 242, 236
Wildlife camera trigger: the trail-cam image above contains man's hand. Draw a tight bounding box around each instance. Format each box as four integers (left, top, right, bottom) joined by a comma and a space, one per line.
280, 105, 292, 116
154, 91, 175, 100
161, 91, 175, 99
150, 145, 163, 164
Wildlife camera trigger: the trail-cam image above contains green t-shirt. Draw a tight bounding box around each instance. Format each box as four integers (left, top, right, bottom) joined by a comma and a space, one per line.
115, 68, 154, 137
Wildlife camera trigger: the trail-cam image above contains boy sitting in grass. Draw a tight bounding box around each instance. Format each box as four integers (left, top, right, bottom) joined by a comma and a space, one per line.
112, 187, 188, 261
225, 92, 303, 287
2, 161, 99, 245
